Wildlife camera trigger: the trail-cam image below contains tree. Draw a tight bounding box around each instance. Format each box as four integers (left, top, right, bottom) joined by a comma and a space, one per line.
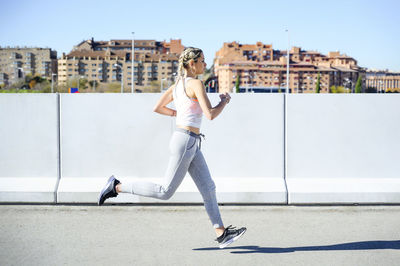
355, 75, 362, 93
89, 80, 99, 91
79, 78, 88, 91
235, 75, 240, 93
315, 73, 321, 93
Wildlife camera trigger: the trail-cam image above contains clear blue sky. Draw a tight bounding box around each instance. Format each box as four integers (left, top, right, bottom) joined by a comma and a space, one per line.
1, 0, 399, 71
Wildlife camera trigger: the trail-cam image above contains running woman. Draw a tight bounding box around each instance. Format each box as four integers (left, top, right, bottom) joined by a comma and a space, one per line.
98, 47, 246, 248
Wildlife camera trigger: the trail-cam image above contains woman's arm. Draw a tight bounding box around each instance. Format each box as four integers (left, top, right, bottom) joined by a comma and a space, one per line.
153, 85, 176, 117
191, 79, 230, 120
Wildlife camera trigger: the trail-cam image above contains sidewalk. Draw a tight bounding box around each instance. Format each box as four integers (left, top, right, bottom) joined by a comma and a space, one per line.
0, 205, 399, 265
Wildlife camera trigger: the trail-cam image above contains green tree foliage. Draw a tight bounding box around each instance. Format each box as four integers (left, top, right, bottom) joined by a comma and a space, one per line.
235, 75, 240, 93
315, 73, 321, 93
330, 85, 350, 93
355, 75, 362, 93
202, 67, 212, 83
89, 80, 99, 91
79, 78, 88, 91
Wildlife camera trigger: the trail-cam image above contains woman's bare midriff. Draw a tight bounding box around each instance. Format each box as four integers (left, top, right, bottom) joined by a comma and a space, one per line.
177, 125, 200, 134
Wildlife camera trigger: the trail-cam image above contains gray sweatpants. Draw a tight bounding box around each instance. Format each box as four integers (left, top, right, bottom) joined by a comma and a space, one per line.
120, 128, 224, 228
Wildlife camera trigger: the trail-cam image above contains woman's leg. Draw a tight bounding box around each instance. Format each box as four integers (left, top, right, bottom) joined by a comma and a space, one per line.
188, 149, 224, 233
117, 132, 197, 200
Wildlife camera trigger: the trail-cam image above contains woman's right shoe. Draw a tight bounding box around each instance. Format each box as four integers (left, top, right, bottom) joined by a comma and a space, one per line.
98, 175, 121, 205
216, 225, 247, 249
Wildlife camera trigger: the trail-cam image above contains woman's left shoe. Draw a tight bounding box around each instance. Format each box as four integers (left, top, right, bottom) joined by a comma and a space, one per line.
98, 175, 121, 205
216, 225, 247, 249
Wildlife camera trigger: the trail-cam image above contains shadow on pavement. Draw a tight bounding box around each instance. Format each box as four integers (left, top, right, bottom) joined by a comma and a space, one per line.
193, 240, 400, 254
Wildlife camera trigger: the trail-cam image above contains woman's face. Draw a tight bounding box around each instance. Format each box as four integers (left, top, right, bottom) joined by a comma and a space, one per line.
192, 53, 206, 75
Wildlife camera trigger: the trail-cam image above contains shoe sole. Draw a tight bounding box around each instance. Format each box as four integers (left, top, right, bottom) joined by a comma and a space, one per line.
219, 228, 247, 249
98, 175, 115, 205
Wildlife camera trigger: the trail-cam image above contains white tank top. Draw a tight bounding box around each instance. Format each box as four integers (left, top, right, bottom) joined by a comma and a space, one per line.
172, 77, 203, 128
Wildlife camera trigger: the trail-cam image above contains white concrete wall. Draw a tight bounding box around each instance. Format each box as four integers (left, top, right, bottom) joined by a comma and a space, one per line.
287, 94, 400, 203
1, 93, 400, 204
57, 93, 286, 203
0, 94, 59, 202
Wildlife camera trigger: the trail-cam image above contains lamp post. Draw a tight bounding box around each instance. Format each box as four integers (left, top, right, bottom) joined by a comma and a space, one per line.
131, 32, 135, 93
114, 64, 123, 93
51, 73, 57, 93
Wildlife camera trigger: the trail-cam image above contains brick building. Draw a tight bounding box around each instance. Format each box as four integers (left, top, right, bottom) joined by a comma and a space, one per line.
58, 39, 184, 92
214, 41, 365, 93
0, 47, 57, 86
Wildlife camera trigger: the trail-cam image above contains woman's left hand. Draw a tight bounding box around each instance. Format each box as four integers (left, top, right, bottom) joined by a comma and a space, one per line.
220, 93, 231, 104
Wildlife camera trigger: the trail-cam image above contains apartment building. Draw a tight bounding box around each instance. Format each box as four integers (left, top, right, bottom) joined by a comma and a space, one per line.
0, 47, 57, 86
58, 39, 184, 91
366, 70, 400, 92
214, 42, 365, 93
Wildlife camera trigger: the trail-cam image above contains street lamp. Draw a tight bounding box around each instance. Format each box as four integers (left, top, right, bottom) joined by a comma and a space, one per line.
131, 32, 135, 93
114, 64, 123, 93
51, 73, 57, 93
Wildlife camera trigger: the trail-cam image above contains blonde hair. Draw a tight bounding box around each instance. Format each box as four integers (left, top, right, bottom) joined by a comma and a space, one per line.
176, 47, 203, 81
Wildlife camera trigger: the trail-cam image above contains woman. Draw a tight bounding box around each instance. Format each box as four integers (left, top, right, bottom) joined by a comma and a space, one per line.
98, 47, 246, 248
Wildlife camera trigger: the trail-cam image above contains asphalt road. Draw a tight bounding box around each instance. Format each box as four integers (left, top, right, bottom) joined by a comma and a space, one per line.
1, 205, 399, 266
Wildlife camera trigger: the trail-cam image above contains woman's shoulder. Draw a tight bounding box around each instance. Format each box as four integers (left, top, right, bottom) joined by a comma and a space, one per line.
186, 78, 204, 98
186, 77, 203, 86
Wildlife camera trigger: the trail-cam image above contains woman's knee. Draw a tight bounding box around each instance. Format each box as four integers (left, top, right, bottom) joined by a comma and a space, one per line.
159, 187, 174, 200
